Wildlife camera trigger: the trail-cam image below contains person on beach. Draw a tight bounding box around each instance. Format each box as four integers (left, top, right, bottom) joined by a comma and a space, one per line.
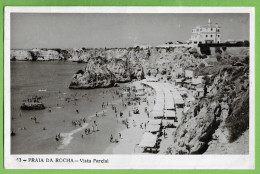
92, 125, 95, 132
81, 134, 84, 138
119, 133, 122, 139
110, 134, 113, 142
102, 111, 105, 117
96, 112, 98, 117
129, 111, 131, 117
76, 109, 79, 114
11, 131, 16, 136
55, 133, 61, 141
133, 120, 136, 127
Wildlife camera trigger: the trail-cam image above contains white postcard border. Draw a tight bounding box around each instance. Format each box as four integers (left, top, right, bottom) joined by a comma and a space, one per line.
4, 6, 255, 169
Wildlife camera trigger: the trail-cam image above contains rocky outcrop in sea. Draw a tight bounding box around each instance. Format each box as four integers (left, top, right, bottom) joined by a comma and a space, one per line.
69, 57, 145, 89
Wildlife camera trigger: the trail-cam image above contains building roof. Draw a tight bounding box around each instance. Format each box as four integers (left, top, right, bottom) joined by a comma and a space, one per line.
176, 79, 183, 83
151, 111, 164, 118
148, 119, 162, 125
164, 110, 176, 118
192, 78, 203, 85
162, 120, 176, 127
196, 88, 204, 92
138, 132, 158, 148
183, 80, 192, 84
146, 124, 161, 133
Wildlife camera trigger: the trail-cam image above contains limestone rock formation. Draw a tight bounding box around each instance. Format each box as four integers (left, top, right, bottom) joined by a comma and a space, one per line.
169, 62, 249, 154
69, 57, 145, 89
69, 66, 116, 89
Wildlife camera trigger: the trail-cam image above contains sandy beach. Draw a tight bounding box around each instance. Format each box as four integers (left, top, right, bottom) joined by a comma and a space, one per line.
11, 62, 127, 154
11, 62, 180, 155
11, 62, 174, 154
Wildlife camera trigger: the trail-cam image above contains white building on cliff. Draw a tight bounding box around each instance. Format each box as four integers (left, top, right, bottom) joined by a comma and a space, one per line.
189, 19, 221, 46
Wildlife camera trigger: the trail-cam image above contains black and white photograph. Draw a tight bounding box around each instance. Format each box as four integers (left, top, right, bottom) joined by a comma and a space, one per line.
4, 7, 255, 169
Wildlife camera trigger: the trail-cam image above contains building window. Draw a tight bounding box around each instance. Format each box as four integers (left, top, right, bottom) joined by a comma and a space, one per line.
218, 35, 220, 37
211, 35, 213, 38
206, 35, 208, 37
194, 41, 197, 44
211, 28, 213, 31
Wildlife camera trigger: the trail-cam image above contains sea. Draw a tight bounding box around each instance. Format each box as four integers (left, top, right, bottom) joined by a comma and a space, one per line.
11, 61, 124, 154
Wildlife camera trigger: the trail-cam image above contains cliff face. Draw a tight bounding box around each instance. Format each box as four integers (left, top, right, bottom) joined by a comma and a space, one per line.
69, 56, 145, 89
68, 47, 202, 89
11, 50, 33, 61
11, 49, 63, 61
69, 65, 116, 89
10, 47, 192, 63
11, 47, 201, 88
170, 63, 249, 154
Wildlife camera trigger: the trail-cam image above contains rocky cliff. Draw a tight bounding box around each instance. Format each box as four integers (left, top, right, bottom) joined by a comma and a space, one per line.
11, 49, 63, 61
69, 56, 145, 89
12, 46, 202, 88
168, 58, 249, 154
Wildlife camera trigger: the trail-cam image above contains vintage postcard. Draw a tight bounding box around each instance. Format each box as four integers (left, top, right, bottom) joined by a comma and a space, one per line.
4, 7, 255, 169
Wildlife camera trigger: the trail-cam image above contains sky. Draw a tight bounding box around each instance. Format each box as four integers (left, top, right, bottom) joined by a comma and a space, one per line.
11, 13, 249, 49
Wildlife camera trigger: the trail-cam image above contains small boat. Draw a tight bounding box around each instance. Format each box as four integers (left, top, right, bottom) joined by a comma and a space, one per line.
21, 102, 45, 110
21, 96, 45, 110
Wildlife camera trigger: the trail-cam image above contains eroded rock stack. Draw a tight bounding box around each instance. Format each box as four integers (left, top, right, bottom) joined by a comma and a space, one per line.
69, 57, 145, 89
